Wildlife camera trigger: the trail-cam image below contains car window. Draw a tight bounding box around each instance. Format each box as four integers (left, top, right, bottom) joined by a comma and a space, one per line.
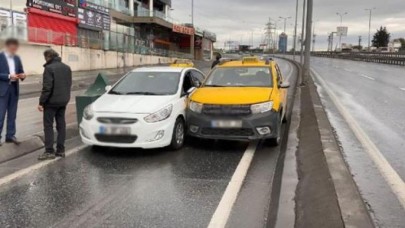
275, 65, 283, 84
204, 67, 273, 87
182, 71, 194, 95
191, 70, 205, 87
110, 71, 180, 95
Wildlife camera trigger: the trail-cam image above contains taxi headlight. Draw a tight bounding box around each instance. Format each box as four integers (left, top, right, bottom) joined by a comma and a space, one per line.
251, 101, 273, 114
144, 105, 173, 123
83, 104, 94, 120
189, 101, 203, 113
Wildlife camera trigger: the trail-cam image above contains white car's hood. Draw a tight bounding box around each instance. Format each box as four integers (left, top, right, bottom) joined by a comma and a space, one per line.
93, 94, 176, 114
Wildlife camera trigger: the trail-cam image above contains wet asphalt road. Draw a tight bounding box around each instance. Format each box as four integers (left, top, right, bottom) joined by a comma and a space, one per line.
0, 59, 299, 228
311, 57, 405, 227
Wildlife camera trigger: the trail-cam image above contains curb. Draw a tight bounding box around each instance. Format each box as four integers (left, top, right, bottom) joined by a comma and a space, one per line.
0, 136, 44, 164
0, 124, 79, 165
307, 71, 375, 227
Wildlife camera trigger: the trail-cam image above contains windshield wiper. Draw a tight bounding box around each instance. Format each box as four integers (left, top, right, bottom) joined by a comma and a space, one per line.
109, 91, 124, 95
124, 92, 162, 95
205, 85, 225, 87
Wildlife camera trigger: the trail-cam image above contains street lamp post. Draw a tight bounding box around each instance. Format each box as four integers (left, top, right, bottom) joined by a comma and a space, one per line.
300, 0, 306, 64
336, 12, 348, 50
303, 0, 313, 81
293, 0, 299, 60
191, 0, 194, 26
279, 16, 291, 33
365, 8, 376, 51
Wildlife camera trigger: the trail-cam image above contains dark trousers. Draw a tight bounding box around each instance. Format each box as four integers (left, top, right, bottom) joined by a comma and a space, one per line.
44, 106, 66, 153
0, 83, 18, 140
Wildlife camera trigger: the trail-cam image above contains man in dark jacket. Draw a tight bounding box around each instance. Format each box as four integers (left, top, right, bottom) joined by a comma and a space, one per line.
211, 54, 222, 69
38, 49, 72, 160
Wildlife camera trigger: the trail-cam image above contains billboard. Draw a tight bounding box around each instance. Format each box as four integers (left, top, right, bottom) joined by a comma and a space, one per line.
337, 26, 348, 37
78, 0, 110, 31
27, 0, 77, 18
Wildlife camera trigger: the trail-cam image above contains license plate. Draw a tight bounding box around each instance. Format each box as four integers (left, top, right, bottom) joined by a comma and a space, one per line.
211, 120, 242, 128
99, 126, 131, 135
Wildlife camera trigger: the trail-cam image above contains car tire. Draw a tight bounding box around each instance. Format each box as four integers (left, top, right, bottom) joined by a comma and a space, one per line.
269, 114, 282, 147
91, 145, 104, 152
169, 118, 185, 150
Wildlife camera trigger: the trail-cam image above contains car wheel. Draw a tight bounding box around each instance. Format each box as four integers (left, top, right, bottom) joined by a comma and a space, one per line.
269, 114, 282, 147
169, 118, 185, 150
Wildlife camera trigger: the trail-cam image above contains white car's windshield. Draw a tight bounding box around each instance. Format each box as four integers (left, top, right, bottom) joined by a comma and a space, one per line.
204, 67, 273, 87
110, 72, 181, 95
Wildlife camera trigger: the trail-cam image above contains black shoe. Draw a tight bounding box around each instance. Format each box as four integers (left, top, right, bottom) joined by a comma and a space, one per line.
55, 151, 65, 158
6, 137, 21, 145
38, 153, 56, 161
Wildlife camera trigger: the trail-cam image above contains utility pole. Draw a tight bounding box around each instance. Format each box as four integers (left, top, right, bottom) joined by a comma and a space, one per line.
312, 20, 317, 52
9, 0, 13, 25
358, 36, 362, 49
293, 0, 299, 60
365, 8, 376, 51
336, 12, 348, 50
300, 0, 307, 64
191, 0, 194, 26
303, 0, 313, 81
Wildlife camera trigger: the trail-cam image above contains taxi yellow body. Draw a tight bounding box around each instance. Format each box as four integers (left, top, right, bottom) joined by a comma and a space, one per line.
186, 56, 290, 145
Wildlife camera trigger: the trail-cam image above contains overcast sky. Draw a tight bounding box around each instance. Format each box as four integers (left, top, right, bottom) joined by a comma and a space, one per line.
172, 0, 405, 50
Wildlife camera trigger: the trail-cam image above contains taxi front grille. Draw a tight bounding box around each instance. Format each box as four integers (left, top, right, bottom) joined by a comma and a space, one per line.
201, 128, 254, 137
95, 134, 137, 144
97, 118, 138, 124
202, 105, 252, 116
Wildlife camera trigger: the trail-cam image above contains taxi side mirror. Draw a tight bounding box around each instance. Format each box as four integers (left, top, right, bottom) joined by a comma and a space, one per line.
105, 85, 112, 92
279, 82, 290, 89
187, 87, 197, 94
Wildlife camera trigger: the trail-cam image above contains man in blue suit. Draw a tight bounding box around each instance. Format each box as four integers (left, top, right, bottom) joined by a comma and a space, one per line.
0, 38, 26, 146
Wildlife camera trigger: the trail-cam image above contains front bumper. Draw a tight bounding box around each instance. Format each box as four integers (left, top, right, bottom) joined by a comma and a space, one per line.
79, 113, 175, 149
186, 110, 280, 140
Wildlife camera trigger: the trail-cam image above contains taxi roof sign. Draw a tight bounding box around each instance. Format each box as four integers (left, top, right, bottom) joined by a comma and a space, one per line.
242, 56, 260, 64
170, 59, 194, 68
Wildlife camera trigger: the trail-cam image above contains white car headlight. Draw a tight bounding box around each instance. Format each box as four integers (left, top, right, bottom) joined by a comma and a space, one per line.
83, 104, 94, 120
189, 101, 203, 113
144, 105, 173, 123
251, 101, 274, 114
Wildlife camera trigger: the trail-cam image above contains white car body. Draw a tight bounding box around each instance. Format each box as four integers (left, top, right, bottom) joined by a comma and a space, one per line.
80, 66, 205, 149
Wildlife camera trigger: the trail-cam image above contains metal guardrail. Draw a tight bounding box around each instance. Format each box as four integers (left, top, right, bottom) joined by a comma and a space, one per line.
312, 51, 405, 66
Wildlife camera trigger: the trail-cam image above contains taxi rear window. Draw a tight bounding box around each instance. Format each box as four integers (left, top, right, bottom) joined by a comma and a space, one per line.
204, 67, 272, 87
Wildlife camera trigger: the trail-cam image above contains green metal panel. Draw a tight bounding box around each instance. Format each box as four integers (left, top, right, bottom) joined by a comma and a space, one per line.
76, 73, 110, 124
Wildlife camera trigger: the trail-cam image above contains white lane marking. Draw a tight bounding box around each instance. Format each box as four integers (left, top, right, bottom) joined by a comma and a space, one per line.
399, 88, 405, 91
208, 141, 258, 228
0, 145, 87, 187
359, 74, 375, 81
312, 69, 405, 209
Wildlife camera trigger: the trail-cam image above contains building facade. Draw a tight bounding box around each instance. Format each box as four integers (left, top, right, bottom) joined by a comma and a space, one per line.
2, 0, 216, 59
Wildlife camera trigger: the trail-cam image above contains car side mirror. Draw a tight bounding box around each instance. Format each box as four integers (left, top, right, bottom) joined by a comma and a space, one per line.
279, 82, 290, 89
105, 85, 112, 92
187, 87, 197, 94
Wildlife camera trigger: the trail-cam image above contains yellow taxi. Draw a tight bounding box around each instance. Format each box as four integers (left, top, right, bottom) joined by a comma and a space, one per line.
170, 59, 194, 68
186, 56, 290, 145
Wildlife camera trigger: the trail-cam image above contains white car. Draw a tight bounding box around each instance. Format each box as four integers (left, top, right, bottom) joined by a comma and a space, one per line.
79, 66, 205, 150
